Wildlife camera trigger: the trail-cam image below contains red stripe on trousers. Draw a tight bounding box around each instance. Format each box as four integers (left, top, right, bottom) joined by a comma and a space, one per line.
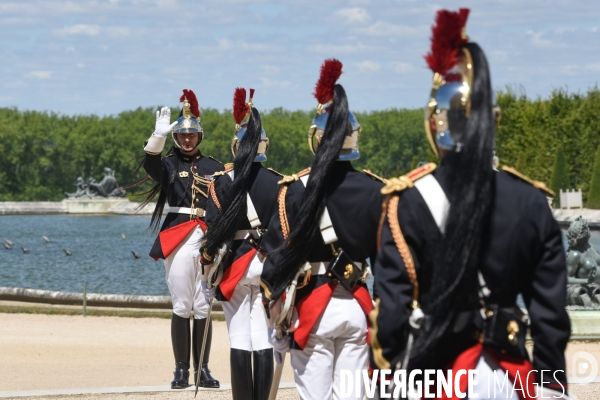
437, 343, 536, 400
352, 285, 373, 344
294, 283, 374, 350
219, 248, 258, 301
157, 219, 207, 259
294, 282, 335, 349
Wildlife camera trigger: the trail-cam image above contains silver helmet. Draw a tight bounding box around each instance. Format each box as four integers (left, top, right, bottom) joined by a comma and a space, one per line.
308, 103, 361, 161
231, 122, 269, 162
309, 58, 361, 161
172, 89, 203, 149
231, 88, 269, 162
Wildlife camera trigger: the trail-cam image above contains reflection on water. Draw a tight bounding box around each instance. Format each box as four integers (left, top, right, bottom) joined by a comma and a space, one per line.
0, 215, 599, 296
0, 215, 168, 295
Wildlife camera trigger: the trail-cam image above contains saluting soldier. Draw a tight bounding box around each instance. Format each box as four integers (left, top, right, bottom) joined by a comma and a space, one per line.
199, 88, 277, 400
141, 89, 221, 389
260, 59, 385, 400
371, 9, 570, 399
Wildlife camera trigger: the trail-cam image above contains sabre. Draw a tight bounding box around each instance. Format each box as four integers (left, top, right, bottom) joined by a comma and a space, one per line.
194, 297, 213, 398
194, 243, 227, 398
267, 264, 309, 400
268, 330, 287, 400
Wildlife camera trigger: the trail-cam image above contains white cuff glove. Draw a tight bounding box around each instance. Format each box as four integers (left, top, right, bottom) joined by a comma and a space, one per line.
268, 327, 291, 354
144, 107, 177, 154
201, 280, 216, 300
154, 106, 177, 137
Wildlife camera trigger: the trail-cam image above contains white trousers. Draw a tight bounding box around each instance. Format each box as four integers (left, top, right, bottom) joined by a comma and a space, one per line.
221, 252, 271, 351
291, 285, 368, 400
468, 350, 517, 400
164, 226, 209, 319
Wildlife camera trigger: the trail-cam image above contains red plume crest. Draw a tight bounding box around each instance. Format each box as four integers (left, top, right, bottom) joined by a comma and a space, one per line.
180, 89, 200, 118
313, 59, 343, 104
233, 88, 249, 124
424, 8, 469, 77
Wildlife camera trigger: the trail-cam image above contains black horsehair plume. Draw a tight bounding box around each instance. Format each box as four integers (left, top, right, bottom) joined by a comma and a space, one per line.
201, 88, 262, 259
409, 41, 496, 369
267, 59, 349, 300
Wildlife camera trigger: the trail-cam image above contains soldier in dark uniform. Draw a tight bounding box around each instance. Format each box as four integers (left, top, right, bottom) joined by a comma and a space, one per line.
260, 59, 385, 400
141, 89, 222, 389
199, 88, 276, 400
371, 9, 570, 399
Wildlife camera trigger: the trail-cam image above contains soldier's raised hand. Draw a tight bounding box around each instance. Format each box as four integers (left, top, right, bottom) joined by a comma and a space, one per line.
154, 106, 177, 137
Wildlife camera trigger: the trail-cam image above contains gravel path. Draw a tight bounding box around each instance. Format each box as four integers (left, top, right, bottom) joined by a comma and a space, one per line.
11, 390, 299, 400
1, 312, 599, 399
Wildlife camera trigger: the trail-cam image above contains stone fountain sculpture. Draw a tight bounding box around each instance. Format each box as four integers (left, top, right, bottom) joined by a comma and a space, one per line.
566, 216, 600, 308
65, 168, 126, 199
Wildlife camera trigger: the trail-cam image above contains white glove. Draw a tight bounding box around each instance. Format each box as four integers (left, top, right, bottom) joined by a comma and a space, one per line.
144, 107, 177, 154
201, 280, 216, 300
268, 327, 291, 354
154, 107, 177, 137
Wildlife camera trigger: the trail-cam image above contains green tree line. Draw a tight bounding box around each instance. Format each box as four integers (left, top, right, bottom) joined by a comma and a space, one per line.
0, 87, 598, 204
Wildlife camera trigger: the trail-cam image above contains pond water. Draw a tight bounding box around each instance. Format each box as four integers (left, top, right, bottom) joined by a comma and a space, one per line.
1, 215, 599, 296
0, 215, 169, 295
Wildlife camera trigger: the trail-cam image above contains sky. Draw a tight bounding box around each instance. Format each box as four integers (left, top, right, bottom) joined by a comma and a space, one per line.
1, 0, 599, 116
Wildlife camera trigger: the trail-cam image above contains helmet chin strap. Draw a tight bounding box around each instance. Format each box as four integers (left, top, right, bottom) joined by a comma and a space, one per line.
173, 132, 203, 150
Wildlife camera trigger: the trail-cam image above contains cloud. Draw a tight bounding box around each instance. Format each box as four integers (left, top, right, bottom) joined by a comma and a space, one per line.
356, 60, 380, 72
335, 8, 370, 24
262, 65, 280, 74
77, 63, 85, 68
356, 21, 418, 37
307, 42, 368, 54
560, 65, 579, 76
4, 80, 27, 88
527, 30, 553, 47
217, 38, 281, 52
554, 26, 577, 34
390, 62, 414, 74
55, 24, 100, 36
260, 78, 291, 89
586, 63, 600, 72
27, 71, 53, 79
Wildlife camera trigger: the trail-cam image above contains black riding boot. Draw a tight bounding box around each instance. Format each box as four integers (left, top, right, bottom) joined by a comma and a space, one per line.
230, 348, 253, 400
253, 349, 274, 400
193, 317, 220, 388
170, 314, 190, 389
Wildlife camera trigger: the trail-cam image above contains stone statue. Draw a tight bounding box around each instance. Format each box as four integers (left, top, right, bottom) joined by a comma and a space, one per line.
64, 167, 126, 199
566, 216, 600, 307
64, 177, 87, 198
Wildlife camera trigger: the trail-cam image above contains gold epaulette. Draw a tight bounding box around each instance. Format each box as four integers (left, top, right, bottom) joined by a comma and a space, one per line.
363, 169, 388, 184
277, 167, 311, 185
381, 163, 437, 195
267, 167, 284, 177
502, 166, 555, 197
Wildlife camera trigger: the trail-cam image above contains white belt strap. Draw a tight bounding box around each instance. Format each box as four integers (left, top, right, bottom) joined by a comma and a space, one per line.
413, 175, 493, 301
234, 229, 260, 240
227, 170, 261, 228
299, 175, 338, 244
168, 207, 205, 217
413, 174, 450, 234
246, 193, 260, 228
